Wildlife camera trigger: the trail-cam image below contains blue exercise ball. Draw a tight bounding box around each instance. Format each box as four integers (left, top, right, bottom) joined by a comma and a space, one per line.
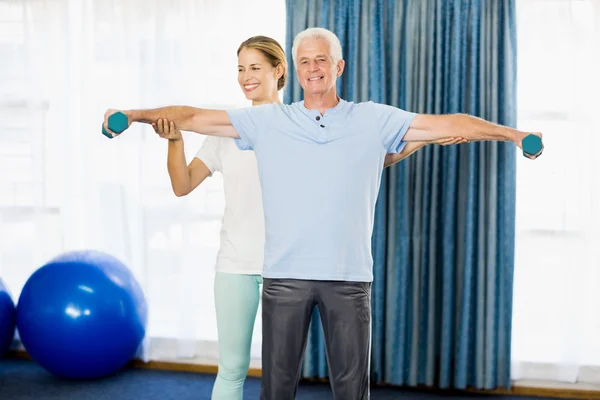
0, 277, 16, 358
16, 250, 147, 379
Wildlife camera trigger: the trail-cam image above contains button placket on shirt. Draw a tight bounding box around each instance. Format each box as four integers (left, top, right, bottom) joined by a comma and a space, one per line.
315, 114, 327, 143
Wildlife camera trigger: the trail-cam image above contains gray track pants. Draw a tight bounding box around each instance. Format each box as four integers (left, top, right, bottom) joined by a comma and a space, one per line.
260, 278, 371, 400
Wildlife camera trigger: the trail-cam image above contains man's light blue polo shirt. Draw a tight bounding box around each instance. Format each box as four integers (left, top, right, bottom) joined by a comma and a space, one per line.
227, 99, 416, 282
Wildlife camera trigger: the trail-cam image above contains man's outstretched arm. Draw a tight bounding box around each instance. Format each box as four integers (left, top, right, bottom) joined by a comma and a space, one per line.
403, 114, 543, 159
102, 107, 240, 138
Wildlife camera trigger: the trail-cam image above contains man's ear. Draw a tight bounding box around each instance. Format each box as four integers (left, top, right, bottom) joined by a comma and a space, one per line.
336, 59, 345, 77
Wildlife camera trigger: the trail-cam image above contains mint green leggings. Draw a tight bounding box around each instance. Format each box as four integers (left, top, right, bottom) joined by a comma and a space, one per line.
212, 272, 262, 400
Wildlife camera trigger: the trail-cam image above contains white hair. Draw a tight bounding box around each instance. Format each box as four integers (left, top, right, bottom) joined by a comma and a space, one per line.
291, 27, 343, 66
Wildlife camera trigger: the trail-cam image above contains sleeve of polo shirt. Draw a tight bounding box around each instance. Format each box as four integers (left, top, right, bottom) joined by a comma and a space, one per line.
194, 136, 221, 176
371, 102, 417, 154
226, 104, 272, 151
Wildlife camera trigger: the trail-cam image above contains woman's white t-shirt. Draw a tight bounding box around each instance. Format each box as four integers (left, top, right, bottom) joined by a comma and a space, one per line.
195, 136, 264, 275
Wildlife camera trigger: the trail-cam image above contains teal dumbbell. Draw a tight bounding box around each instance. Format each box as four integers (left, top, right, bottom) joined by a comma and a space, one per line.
101, 112, 129, 138
522, 134, 543, 158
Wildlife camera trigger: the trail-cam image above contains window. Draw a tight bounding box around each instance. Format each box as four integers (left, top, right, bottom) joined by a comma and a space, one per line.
513, 0, 600, 382
0, 0, 286, 363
